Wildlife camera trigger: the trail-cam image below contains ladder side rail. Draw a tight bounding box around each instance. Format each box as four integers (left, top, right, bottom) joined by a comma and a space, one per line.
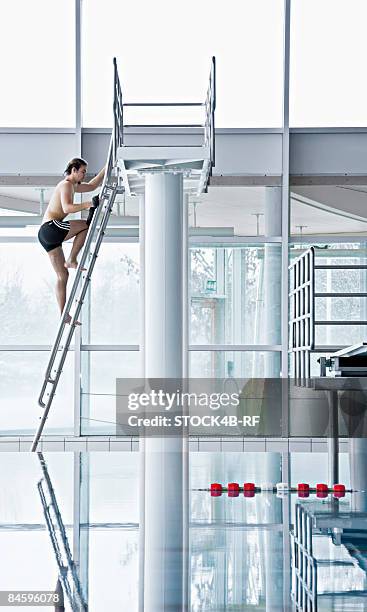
67, 186, 119, 328
38, 455, 87, 610
39, 456, 75, 567
38, 482, 76, 610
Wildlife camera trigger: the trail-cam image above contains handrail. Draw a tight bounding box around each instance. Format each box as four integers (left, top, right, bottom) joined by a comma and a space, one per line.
204, 56, 216, 169
113, 57, 124, 152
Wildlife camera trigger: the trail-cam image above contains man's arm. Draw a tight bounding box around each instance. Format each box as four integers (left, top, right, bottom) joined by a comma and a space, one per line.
74, 166, 106, 193
61, 182, 92, 214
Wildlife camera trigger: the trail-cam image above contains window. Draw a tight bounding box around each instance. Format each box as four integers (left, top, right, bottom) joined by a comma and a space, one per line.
290, 0, 367, 126
0, 1, 75, 127
190, 245, 281, 345
82, 0, 284, 127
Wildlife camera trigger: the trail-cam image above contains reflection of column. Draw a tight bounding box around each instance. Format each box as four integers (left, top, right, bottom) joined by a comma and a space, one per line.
139, 193, 145, 612
263, 453, 283, 612
350, 439, 367, 512
264, 188, 281, 377
182, 193, 189, 612
143, 173, 185, 611
212, 453, 226, 608
78, 453, 90, 605
80, 281, 91, 433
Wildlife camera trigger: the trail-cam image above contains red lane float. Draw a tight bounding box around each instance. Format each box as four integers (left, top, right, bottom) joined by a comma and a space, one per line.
243, 482, 255, 497
210, 483, 222, 497
333, 483, 346, 498
316, 483, 328, 498
208, 482, 348, 497
228, 482, 240, 497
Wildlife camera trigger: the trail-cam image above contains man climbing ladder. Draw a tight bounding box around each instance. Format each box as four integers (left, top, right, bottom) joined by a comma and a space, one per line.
37, 157, 105, 324
31, 57, 124, 452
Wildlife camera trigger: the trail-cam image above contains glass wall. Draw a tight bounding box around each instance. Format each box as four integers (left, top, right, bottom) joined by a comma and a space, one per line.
80, 241, 282, 434
83, 243, 140, 345
190, 245, 281, 346
190, 351, 281, 377
1, 236, 365, 433
0, 244, 66, 344
82, 0, 284, 128
0, 240, 76, 435
290, 0, 367, 126
0, 1, 75, 127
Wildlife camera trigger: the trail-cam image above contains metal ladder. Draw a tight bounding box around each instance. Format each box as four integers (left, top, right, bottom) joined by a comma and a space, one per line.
37, 453, 87, 611
31, 59, 124, 452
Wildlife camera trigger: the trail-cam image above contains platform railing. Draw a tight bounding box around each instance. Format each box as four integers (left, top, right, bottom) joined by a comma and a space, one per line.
119, 56, 216, 173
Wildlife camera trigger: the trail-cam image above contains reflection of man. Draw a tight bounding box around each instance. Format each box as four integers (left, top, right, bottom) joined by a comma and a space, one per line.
38, 157, 105, 323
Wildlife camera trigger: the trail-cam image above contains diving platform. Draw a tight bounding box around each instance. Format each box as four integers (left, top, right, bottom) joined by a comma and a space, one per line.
115, 58, 216, 196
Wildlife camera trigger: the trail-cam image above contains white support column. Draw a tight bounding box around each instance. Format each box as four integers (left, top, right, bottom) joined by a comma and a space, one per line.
143, 172, 185, 611
263, 454, 283, 611
75, 0, 82, 153
182, 192, 190, 611
145, 172, 183, 377
74, 0, 83, 437
281, 0, 291, 378
139, 193, 146, 612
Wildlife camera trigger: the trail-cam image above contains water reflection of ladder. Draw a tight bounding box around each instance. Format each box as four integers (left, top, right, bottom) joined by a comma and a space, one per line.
31, 59, 124, 452
37, 453, 88, 611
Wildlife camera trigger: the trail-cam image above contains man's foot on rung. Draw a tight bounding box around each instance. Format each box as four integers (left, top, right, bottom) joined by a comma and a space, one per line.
64, 260, 86, 271
64, 313, 82, 326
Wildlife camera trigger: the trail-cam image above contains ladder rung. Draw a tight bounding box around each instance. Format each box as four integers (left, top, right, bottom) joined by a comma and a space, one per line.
314, 292, 367, 298
123, 123, 204, 128
315, 265, 367, 269
315, 320, 367, 325
123, 102, 204, 107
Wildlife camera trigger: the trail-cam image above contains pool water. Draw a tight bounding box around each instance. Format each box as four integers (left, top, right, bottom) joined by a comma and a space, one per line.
0, 451, 365, 611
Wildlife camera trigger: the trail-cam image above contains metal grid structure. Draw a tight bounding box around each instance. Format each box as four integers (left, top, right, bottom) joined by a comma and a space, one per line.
289, 247, 367, 378
289, 247, 315, 378
291, 500, 367, 611
291, 502, 318, 611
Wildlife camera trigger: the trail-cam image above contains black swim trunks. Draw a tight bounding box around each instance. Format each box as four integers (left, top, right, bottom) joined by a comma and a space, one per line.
38, 219, 70, 252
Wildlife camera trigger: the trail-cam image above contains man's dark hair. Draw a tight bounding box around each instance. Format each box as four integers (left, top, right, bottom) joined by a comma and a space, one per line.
64, 157, 88, 176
